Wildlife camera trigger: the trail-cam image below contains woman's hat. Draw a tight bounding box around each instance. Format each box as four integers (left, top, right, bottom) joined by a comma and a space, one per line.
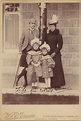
31, 37, 41, 46
48, 14, 59, 25
40, 42, 50, 52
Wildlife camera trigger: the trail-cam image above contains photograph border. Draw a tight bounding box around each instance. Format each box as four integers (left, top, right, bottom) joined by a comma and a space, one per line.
0, 0, 81, 120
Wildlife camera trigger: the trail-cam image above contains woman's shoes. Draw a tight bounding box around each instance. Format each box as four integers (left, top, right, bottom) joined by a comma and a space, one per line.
40, 87, 53, 92
54, 86, 61, 90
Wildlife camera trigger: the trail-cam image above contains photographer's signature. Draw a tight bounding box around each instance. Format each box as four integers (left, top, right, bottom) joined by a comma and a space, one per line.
4, 112, 35, 119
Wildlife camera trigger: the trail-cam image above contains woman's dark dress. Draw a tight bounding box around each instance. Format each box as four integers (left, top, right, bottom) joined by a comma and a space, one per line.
47, 29, 65, 88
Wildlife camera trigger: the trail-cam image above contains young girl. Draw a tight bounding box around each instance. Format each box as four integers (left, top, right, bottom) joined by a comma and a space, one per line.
40, 42, 55, 89
26, 37, 42, 89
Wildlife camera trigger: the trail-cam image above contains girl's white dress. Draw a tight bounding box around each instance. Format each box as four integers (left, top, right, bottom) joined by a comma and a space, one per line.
26, 50, 42, 84
41, 55, 55, 78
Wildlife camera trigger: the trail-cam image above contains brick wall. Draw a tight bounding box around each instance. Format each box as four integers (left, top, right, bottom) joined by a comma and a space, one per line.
47, 3, 80, 75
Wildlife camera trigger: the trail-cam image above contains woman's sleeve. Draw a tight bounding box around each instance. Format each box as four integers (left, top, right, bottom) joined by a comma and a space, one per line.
19, 32, 25, 52
48, 57, 55, 67
54, 34, 63, 54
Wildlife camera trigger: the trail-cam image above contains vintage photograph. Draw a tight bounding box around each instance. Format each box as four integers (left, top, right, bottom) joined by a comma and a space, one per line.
2, 2, 80, 105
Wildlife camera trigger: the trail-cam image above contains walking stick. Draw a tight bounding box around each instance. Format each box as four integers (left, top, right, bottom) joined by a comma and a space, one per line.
13, 54, 21, 87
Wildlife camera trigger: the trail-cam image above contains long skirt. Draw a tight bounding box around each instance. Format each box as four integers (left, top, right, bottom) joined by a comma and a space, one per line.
51, 56, 65, 88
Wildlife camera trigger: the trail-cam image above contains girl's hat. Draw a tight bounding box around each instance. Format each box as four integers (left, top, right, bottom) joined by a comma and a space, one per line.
48, 14, 59, 25
40, 42, 50, 52
31, 37, 41, 46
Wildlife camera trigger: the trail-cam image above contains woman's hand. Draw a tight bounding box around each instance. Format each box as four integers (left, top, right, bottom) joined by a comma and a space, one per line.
51, 52, 55, 58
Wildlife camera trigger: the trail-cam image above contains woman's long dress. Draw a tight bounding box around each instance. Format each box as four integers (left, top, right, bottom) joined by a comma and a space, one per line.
46, 29, 65, 88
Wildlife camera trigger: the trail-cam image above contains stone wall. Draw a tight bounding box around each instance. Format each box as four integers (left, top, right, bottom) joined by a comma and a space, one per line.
20, 3, 40, 32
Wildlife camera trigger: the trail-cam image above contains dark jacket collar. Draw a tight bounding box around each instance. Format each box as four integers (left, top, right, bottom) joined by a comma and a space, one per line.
49, 29, 59, 35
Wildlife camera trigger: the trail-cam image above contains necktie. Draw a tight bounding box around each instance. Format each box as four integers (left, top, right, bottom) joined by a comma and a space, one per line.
31, 30, 33, 34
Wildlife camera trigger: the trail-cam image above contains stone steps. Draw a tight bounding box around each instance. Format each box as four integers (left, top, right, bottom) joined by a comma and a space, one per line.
2, 87, 79, 96
2, 53, 20, 74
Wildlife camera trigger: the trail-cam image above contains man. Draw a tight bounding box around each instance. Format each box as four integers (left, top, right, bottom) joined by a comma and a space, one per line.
15, 18, 39, 87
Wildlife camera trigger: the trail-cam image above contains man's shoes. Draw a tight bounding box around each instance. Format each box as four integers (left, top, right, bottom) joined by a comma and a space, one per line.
23, 83, 28, 88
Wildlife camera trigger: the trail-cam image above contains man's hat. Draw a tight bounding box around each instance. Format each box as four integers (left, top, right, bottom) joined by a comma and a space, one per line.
31, 37, 41, 46
48, 14, 59, 25
40, 42, 50, 52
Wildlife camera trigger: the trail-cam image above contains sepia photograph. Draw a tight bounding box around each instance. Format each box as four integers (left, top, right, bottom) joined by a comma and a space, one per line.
0, 0, 81, 120
1, 2, 80, 105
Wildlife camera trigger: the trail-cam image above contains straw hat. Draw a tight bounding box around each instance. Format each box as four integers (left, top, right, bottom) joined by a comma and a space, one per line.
49, 14, 59, 25
31, 37, 41, 47
40, 42, 50, 52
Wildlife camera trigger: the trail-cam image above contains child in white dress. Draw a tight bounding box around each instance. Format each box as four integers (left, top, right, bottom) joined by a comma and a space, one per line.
26, 37, 42, 89
40, 42, 55, 89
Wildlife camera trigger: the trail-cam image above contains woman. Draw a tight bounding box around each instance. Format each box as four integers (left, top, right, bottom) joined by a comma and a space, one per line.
46, 14, 65, 89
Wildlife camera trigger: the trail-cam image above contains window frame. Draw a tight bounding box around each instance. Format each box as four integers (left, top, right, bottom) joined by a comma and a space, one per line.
3, 3, 21, 53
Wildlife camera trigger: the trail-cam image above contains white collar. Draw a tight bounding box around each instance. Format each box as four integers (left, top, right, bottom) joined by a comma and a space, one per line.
29, 28, 35, 32
28, 50, 41, 55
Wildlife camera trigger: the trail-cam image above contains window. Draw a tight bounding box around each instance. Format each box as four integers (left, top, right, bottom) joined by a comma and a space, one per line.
4, 3, 20, 51
4, 3, 20, 12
